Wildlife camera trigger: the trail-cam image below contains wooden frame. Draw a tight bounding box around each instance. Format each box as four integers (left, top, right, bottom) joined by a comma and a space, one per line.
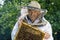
14, 22, 45, 40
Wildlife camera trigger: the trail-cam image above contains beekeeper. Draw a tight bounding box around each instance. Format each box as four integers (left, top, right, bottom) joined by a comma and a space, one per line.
11, 1, 54, 40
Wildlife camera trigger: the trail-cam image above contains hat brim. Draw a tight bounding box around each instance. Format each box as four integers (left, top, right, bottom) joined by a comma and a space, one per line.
27, 6, 47, 13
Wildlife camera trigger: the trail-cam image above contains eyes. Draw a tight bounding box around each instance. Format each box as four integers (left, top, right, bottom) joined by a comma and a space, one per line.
28, 10, 40, 16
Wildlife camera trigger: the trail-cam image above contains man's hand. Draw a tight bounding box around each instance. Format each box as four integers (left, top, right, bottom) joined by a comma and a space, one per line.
44, 32, 50, 39
21, 7, 28, 16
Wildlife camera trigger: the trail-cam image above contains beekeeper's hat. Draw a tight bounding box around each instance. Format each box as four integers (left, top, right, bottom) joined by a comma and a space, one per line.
28, 1, 47, 13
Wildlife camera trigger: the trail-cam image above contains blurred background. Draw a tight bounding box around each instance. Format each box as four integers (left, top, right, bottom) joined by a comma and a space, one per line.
0, 0, 60, 40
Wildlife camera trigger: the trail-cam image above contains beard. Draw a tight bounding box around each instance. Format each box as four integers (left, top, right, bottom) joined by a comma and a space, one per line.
28, 10, 41, 23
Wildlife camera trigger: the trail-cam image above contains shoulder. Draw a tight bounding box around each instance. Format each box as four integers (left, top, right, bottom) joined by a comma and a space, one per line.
42, 17, 51, 27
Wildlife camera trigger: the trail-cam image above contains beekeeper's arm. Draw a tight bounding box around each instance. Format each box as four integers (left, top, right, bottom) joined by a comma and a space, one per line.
11, 7, 28, 40
43, 18, 53, 40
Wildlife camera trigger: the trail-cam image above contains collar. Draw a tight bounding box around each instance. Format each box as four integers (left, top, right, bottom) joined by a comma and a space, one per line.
24, 16, 47, 26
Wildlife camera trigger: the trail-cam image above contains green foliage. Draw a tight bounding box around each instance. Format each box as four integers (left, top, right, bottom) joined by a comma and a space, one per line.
0, 0, 60, 40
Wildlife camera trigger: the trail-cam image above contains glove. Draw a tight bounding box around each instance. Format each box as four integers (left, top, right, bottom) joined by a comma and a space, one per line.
21, 7, 28, 16
19, 7, 28, 20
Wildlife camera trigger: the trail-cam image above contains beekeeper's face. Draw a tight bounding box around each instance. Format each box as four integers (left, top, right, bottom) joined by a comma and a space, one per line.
28, 9, 41, 22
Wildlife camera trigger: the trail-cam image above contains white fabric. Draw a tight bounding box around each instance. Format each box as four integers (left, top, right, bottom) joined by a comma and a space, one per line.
11, 21, 19, 40
11, 17, 54, 40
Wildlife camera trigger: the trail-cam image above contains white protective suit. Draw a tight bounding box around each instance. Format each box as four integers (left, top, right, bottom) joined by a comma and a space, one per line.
11, 8, 54, 40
